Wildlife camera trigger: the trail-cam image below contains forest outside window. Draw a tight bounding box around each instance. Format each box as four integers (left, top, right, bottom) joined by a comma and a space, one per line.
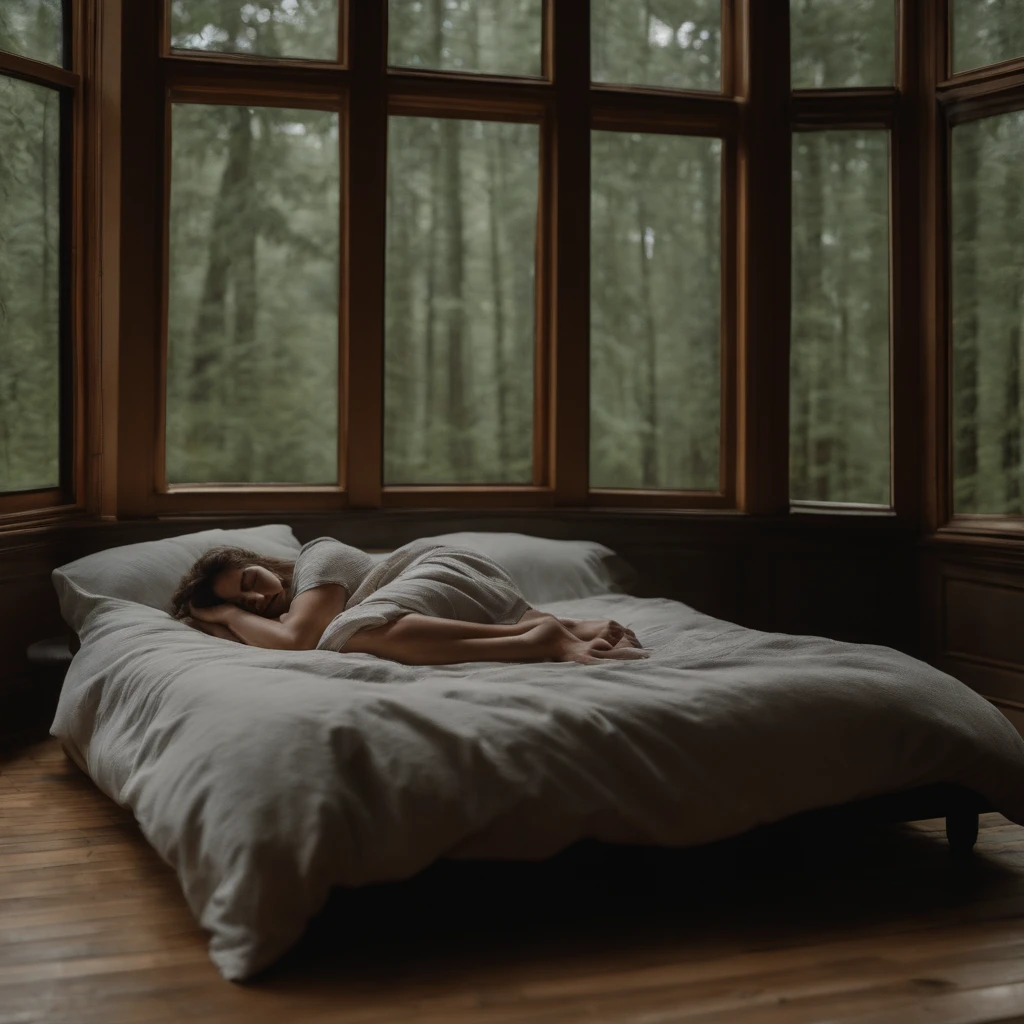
169, 0, 341, 62
0, 1, 74, 509
789, 0, 895, 89
951, 0, 1024, 76
590, 130, 722, 492
165, 102, 341, 486
387, 0, 544, 78
789, 130, 892, 507
384, 116, 540, 486
951, 110, 1024, 516
590, 0, 722, 93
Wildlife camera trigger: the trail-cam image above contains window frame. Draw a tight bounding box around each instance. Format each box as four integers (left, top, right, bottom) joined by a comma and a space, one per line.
112, 0, 743, 515
925, 0, 1024, 538
101, 0, 956, 529
0, 2, 86, 526
786, 0, 916, 520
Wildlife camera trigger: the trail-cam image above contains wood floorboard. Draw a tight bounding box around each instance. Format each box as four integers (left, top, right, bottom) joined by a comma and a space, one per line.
3, 740, 1024, 1024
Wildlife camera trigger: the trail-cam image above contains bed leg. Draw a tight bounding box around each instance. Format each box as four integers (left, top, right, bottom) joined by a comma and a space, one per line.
945, 809, 979, 857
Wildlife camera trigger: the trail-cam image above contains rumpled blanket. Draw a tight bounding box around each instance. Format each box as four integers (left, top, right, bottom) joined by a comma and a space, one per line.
316, 545, 532, 651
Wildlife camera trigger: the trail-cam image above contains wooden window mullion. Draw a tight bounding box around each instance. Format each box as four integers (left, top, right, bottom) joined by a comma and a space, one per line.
736, 0, 791, 515
344, 0, 387, 507
549, 0, 590, 505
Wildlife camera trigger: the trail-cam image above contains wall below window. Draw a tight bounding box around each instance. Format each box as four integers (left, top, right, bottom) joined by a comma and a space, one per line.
0, 511, 918, 751
920, 536, 1024, 728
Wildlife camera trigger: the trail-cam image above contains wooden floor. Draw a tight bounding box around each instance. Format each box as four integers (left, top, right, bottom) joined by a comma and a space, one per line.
4, 742, 1024, 1024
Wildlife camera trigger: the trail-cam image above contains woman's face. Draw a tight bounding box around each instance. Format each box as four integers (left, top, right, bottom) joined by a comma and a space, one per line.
212, 565, 286, 617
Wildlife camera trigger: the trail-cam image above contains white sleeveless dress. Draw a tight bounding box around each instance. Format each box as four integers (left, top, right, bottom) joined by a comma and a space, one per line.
290, 538, 531, 653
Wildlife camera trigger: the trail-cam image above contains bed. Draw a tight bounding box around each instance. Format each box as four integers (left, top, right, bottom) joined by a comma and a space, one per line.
49, 527, 1024, 982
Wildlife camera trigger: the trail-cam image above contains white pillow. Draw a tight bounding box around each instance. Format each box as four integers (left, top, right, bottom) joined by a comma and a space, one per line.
405, 531, 634, 605
53, 525, 302, 633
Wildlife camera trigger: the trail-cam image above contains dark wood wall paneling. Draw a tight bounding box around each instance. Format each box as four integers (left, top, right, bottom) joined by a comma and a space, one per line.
920, 537, 1024, 726
0, 514, 917, 750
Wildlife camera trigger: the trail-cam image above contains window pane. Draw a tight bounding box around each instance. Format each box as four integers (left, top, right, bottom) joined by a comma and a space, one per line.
952, 112, 1024, 515
591, 132, 722, 491
790, 131, 891, 505
591, 0, 721, 92
0, 77, 60, 493
952, 1, 1024, 74
388, 0, 542, 78
385, 117, 539, 485
0, 0, 63, 67
790, 0, 895, 88
166, 104, 339, 485
170, 0, 338, 61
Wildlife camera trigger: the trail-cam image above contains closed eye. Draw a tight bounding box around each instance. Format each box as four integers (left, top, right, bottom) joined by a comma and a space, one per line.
241, 570, 253, 592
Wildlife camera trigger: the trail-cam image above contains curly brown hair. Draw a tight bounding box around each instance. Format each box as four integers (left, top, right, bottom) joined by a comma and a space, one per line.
170, 547, 296, 620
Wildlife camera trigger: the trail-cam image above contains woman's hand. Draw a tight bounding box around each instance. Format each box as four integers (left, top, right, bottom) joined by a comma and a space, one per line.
188, 601, 235, 625
183, 616, 244, 643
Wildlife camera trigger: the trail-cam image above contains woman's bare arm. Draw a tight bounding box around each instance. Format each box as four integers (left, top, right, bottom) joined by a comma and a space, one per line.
190, 584, 347, 650
184, 617, 244, 643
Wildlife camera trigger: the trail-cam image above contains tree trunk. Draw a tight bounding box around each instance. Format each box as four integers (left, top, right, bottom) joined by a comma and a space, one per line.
442, 116, 470, 477
953, 127, 981, 511
188, 106, 254, 456
487, 131, 509, 474
807, 137, 831, 501
231, 106, 257, 480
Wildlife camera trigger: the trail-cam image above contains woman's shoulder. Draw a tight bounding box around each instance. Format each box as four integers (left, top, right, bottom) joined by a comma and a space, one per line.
293, 537, 377, 598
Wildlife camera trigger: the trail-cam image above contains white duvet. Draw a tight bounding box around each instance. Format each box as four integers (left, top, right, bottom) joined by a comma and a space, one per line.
51, 592, 1024, 982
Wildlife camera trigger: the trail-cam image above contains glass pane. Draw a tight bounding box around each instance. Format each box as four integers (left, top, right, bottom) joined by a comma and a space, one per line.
591, 0, 721, 92
0, 77, 61, 493
591, 132, 722, 491
790, 131, 891, 505
388, 0, 543, 77
952, 112, 1024, 515
166, 104, 340, 485
953, 1, 1024, 74
0, 0, 63, 67
385, 117, 539, 485
170, 0, 338, 61
790, 0, 895, 89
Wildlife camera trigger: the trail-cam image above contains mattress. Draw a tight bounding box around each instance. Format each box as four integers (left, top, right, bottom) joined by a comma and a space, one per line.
51, 592, 1024, 981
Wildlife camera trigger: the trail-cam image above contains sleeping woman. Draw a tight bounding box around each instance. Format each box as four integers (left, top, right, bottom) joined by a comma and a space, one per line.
171, 537, 648, 666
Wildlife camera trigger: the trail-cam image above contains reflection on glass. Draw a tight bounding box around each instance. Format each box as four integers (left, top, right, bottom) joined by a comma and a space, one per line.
388, 0, 543, 78
952, 112, 1024, 514
592, 0, 721, 92
170, 0, 338, 61
591, 131, 722, 491
166, 104, 340, 484
0, 0, 63, 67
790, 131, 891, 505
0, 77, 61, 493
385, 117, 539, 485
953, 0, 1024, 74
790, 0, 895, 88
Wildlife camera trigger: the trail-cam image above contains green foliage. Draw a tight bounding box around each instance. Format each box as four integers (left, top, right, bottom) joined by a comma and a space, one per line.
389, 0, 542, 77
0, 0, 63, 67
790, 0, 895, 88
166, 103, 339, 484
5, 2, 1022, 509
591, 131, 721, 491
790, 131, 891, 505
385, 117, 538, 484
951, 112, 1024, 514
170, 0, 338, 61
0, 76, 60, 493
592, 0, 721, 91
953, 0, 1024, 74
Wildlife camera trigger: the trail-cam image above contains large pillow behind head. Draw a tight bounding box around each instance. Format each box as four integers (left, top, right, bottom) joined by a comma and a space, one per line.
53, 525, 301, 633
406, 531, 635, 606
